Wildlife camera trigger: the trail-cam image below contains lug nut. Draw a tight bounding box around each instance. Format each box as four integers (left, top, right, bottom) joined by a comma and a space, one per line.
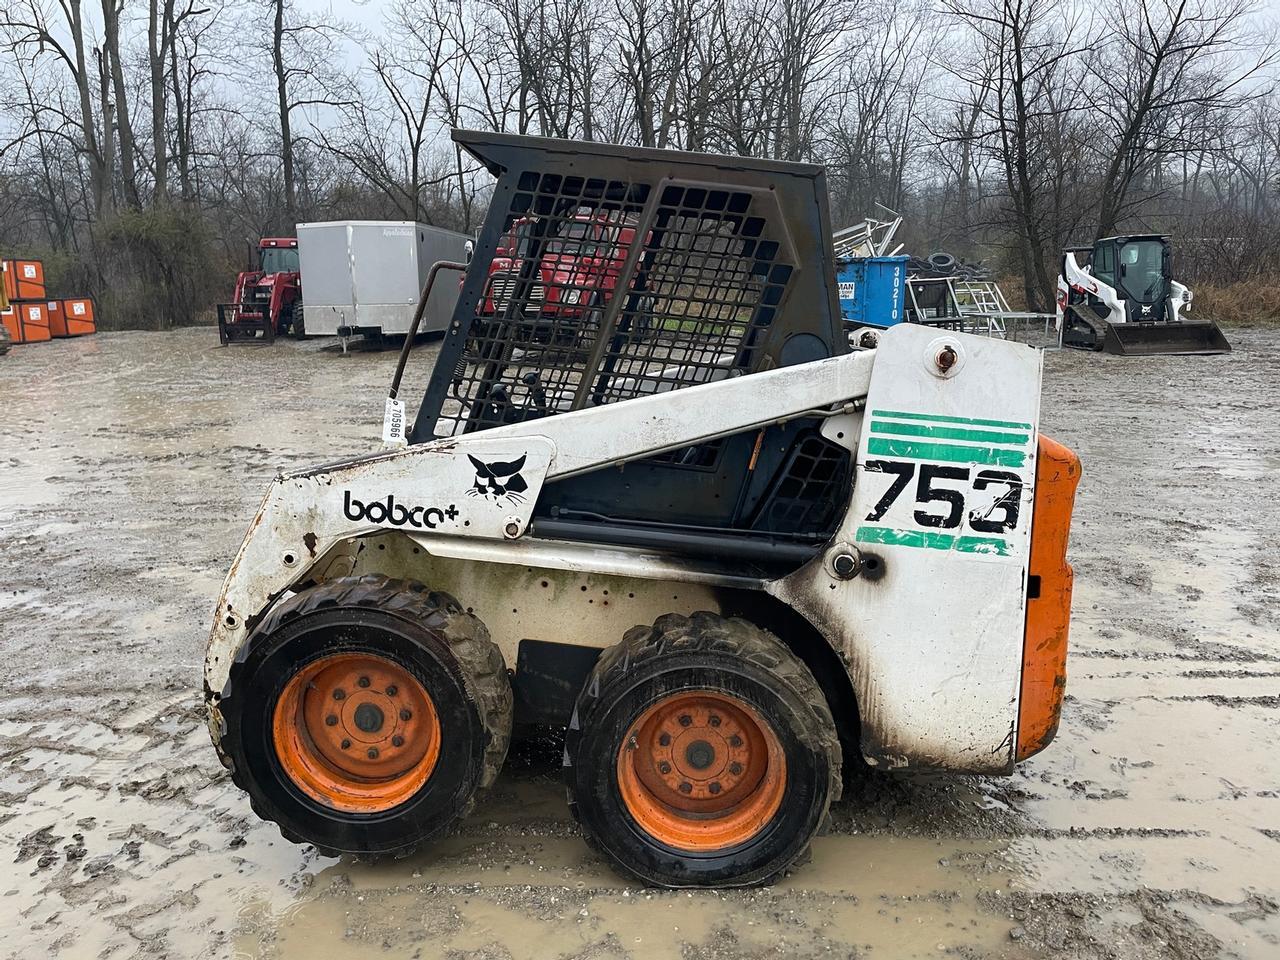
341, 739, 352, 749
332, 689, 346, 701
658, 732, 671, 747
729, 735, 743, 748
325, 714, 338, 726
386, 685, 398, 696
709, 782, 722, 795
709, 715, 721, 727
679, 782, 693, 794
729, 761, 744, 775
659, 761, 672, 774
367, 747, 379, 759
678, 715, 692, 727
392, 735, 405, 747
358, 676, 371, 688
400, 709, 412, 721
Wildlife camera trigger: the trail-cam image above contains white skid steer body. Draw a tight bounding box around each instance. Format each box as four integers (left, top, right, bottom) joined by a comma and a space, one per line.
206, 323, 1053, 775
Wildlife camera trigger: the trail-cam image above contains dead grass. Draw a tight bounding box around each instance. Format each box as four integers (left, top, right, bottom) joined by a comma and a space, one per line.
1190, 281, 1280, 327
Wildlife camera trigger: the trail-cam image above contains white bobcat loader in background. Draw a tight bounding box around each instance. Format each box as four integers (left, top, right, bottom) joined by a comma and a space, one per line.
1056, 234, 1231, 355
204, 131, 1082, 888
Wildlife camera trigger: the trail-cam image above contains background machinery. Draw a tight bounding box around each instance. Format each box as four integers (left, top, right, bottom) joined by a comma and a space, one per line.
296, 221, 470, 340
1056, 234, 1230, 355
204, 132, 1081, 888
217, 237, 303, 344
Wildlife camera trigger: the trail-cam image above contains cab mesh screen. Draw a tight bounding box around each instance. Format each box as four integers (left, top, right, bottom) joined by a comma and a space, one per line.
432, 174, 795, 438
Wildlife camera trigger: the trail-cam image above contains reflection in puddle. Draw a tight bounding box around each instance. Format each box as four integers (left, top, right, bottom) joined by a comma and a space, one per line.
233, 778, 1019, 960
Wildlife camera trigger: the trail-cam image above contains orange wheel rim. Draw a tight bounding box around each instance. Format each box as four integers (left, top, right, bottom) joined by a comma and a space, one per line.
272, 652, 440, 813
617, 691, 786, 852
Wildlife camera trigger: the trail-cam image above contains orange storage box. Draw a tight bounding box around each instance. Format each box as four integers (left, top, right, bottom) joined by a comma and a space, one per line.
2, 260, 46, 301
17, 301, 51, 342
61, 298, 96, 336
47, 300, 64, 336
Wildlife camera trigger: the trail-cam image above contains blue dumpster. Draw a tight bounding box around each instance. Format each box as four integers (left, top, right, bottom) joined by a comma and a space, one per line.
835, 255, 908, 327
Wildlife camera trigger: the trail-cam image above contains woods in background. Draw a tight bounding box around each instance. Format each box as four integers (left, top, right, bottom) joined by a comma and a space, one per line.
1, 0, 1277, 328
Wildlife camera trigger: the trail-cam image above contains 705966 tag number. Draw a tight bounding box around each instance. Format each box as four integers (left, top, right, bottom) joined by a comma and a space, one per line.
864, 460, 1023, 533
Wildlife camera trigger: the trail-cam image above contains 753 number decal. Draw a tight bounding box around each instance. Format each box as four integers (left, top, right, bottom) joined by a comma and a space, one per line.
864, 460, 1023, 533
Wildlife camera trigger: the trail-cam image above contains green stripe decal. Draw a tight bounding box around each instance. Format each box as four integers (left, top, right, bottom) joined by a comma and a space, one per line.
873, 409, 1033, 431
866, 436, 1027, 468
870, 419, 1030, 446
855, 526, 1011, 557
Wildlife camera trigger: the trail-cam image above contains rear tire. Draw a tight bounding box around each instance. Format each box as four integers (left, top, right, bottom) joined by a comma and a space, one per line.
564, 612, 841, 887
218, 575, 511, 857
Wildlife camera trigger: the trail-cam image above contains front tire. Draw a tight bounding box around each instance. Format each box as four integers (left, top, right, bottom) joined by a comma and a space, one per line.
564, 612, 841, 887
218, 575, 511, 857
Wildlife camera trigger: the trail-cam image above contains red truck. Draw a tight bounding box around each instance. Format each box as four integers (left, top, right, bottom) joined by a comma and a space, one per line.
218, 238, 303, 344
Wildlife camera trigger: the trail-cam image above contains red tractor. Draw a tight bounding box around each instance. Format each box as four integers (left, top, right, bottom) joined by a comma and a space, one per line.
479, 212, 654, 340
217, 237, 303, 344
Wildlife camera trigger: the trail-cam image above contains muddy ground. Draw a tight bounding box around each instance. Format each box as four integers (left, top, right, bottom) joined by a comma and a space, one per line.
1, 327, 1277, 960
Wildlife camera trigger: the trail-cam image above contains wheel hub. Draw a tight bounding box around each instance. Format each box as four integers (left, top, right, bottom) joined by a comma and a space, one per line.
272, 652, 441, 813
684, 739, 715, 770
617, 690, 786, 851
352, 702, 385, 734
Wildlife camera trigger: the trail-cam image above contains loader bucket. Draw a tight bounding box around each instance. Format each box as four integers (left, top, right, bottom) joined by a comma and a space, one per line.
1100, 320, 1231, 356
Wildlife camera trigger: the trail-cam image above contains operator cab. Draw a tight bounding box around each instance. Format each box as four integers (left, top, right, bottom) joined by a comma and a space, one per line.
1068, 235, 1171, 323
1090, 235, 1170, 322
258, 238, 300, 275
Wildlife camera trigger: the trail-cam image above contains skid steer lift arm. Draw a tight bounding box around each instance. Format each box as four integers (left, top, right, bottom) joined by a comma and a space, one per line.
206, 345, 876, 696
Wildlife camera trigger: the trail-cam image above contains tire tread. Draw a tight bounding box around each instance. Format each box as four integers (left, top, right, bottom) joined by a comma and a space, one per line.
564, 611, 842, 886
221, 574, 512, 859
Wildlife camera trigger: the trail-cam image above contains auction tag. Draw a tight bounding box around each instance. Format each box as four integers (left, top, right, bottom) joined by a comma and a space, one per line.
382, 396, 408, 446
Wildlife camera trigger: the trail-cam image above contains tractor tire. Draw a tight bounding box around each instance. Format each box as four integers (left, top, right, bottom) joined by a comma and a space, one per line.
564, 612, 841, 888
290, 302, 306, 340
218, 574, 512, 858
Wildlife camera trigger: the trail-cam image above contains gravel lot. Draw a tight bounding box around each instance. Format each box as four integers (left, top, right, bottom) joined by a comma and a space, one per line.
1, 326, 1277, 959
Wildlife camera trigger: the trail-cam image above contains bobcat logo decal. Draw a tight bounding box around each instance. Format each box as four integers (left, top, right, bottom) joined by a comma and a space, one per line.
467, 454, 529, 505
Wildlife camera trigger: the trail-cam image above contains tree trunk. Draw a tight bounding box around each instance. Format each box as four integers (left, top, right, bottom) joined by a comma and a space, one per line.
102, 0, 142, 206
65, 0, 108, 216
97, 48, 117, 210
272, 0, 297, 222
149, 0, 176, 202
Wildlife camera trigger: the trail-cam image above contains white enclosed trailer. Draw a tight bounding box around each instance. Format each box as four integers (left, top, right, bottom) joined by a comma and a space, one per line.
297, 220, 470, 338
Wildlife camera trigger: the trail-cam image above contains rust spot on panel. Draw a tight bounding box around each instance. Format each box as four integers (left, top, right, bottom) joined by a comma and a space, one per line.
1016, 435, 1081, 762
303, 531, 318, 558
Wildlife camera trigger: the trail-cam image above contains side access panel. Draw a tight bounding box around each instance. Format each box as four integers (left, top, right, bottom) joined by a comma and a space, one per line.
773, 324, 1043, 773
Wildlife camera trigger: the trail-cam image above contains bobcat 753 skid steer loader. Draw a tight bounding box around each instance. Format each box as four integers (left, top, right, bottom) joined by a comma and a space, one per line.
204, 131, 1082, 888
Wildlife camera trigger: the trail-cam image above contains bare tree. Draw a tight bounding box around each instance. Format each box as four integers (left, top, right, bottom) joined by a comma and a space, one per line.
1090, 0, 1276, 237
1, 0, 110, 214
942, 0, 1090, 310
